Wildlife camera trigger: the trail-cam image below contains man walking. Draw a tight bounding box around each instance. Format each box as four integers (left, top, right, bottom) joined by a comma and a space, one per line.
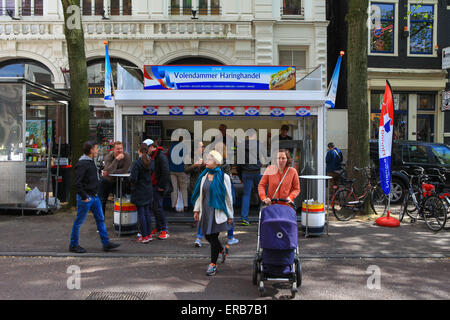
147, 140, 173, 239
69, 141, 120, 253
326, 142, 344, 198
98, 141, 131, 216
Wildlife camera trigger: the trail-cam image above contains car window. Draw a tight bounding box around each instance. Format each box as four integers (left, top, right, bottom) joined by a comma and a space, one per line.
430, 145, 450, 165
403, 145, 429, 163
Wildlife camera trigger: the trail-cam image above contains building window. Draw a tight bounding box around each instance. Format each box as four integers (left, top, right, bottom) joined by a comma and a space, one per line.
369, 2, 395, 54
82, 0, 132, 16
409, 3, 435, 55
279, 49, 306, 71
198, 0, 220, 15
417, 93, 435, 110
370, 91, 408, 140
282, 0, 302, 15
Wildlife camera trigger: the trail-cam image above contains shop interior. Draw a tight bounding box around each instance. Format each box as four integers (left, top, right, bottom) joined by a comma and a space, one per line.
120, 116, 318, 212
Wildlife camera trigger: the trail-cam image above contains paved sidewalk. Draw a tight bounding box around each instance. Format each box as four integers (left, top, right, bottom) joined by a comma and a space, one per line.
0, 205, 449, 259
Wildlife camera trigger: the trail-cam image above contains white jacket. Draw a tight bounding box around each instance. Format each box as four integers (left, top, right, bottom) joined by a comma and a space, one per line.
194, 173, 234, 224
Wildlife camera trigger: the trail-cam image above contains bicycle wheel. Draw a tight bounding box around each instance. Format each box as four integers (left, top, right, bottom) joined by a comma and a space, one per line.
422, 195, 447, 232
332, 188, 358, 221
404, 192, 419, 222
370, 183, 387, 216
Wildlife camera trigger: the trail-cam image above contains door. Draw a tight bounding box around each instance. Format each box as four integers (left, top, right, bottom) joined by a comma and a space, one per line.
417, 114, 434, 142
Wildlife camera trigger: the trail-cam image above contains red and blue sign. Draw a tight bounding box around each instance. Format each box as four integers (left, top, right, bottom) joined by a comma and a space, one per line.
379, 81, 394, 195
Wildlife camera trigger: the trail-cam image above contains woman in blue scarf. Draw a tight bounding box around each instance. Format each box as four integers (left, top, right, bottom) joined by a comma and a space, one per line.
192, 150, 234, 276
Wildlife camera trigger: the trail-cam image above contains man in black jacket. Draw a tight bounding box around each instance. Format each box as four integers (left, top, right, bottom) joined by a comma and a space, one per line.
69, 141, 120, 253
147, 141, 173, 240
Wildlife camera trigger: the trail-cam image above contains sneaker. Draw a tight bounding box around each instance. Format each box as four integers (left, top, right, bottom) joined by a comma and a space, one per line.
227, 237, 239, 245
103, 242, 120, 251
69, 245, 86, 254
151, 228, 159, 236
137, 236, 145, 243
241, 219, 251, 226
158, 231, 170, 240
206, 263, 217, 276
220, 245, 230, 263
143, 235, 153, 243
194, 238, 202, 248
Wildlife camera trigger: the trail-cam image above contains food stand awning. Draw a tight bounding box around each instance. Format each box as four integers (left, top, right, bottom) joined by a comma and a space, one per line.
114, 89, 326, 107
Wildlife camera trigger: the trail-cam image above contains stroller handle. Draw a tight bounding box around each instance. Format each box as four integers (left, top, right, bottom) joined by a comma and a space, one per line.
271, 198, 296, 210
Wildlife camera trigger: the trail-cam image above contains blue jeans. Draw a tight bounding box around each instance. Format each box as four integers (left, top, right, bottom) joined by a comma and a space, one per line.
152, 189, 168, 232
241, 172, 261, 221
70, 195, 110, 247
197, 226, 234, 240
137, 204, 152, 237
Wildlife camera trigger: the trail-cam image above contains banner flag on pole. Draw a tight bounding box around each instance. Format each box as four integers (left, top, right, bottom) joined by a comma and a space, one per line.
379, 80, 394, 195
325, 52, 344, 109
104, 41, 115, 108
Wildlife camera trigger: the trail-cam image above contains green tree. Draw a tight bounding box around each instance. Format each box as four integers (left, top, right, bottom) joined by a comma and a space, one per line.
61, 0, 90, 206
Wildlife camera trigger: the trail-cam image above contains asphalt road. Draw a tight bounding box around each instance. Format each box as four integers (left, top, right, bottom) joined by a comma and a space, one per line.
1, 256, 448, 300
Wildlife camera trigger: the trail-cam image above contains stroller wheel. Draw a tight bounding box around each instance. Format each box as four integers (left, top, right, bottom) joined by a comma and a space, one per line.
295, 260, 302, 287
258, 282, 265, 297
291, 283, 298, 298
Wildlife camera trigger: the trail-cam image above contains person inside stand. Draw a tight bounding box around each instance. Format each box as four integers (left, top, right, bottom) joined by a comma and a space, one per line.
238, 130, 262, 226
194, 142, 239, 247
279, 125, 293, 141
258, 149, 300, 207
325, 142, 344, 199
69, 141, 120, 253
129, 143, 154, 243
98, 141, 131, 217
169, 136, 188, 213
192, 150, 234, 276
146, 140, 172, 240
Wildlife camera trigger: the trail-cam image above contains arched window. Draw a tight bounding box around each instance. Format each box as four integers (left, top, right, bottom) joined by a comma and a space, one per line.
0, 59, 54, 87
87, 57, 142, 87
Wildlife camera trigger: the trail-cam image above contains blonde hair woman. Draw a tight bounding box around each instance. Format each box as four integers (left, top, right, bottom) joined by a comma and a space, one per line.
192, 150, 234, 276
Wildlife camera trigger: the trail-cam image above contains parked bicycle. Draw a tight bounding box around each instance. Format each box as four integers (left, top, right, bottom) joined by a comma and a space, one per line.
331, 166, 387, 221
398, 166, 447, 232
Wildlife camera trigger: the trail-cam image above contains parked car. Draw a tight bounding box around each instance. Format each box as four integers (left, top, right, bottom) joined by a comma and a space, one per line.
369, 140, 450, 203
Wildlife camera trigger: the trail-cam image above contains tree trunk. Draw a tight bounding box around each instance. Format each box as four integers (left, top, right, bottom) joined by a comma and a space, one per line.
346, 0, 373, 214
61, 0, 90, 206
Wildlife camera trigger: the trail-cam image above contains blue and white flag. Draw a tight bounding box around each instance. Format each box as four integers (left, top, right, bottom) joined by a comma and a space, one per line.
143, 106, 158, 115
379, 81, 394, 195
325, 53, 343, 109
104, 42, 115, 108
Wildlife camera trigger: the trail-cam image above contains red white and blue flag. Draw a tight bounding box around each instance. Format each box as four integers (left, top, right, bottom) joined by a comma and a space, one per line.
220, 106, 234, 116
379, 81, 394, 195
245, 106, 259, 116
296, 106, 310, 117
270, 107, 285, 117
194, 106, 209, 116
169, 105, 183, 116
143, 106, 158, 115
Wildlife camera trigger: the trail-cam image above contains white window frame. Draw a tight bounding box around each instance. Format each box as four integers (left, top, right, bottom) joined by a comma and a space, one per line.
407, 0, 438, 58
368, 0, 399, 57
278, 46, 309, 77
80, 0, 131, 17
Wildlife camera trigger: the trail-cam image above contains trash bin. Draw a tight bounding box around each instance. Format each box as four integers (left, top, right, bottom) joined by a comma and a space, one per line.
51, 165, 72, 202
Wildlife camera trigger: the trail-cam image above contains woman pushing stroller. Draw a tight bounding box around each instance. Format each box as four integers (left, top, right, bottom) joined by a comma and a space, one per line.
258, 149, 300, 206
